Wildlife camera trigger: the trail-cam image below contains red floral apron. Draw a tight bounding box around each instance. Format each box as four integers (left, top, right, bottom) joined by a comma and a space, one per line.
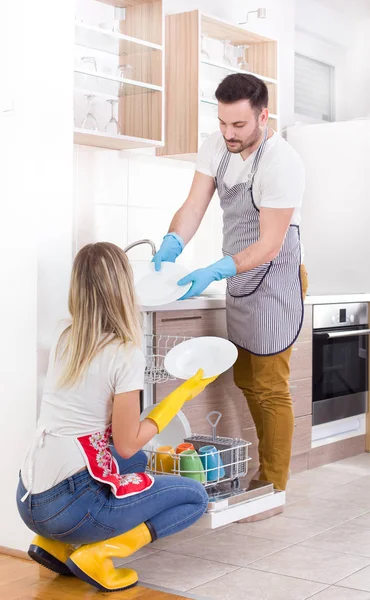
76, 426, 154, 498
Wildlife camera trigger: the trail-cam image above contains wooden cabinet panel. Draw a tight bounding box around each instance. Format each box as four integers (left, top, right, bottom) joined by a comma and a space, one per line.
290, 452, 309, 475
290, 342, 312, 381
299, 305, 313, 343
155, 308, 227, 337
292, 415, 311, 456
291, 378, 312, 418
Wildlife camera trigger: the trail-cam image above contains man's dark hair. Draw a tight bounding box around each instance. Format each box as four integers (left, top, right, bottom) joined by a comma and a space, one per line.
215, 73, 268, 114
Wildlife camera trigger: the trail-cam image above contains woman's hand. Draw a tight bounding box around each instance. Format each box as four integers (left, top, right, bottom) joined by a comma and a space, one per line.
179, 369, 219, 402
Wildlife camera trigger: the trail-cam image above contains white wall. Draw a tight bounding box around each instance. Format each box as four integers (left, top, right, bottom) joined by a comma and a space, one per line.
74, 147, 225, 294
295, 0, 370, 122
287, 120, 370, 295
0, 0, 74, 551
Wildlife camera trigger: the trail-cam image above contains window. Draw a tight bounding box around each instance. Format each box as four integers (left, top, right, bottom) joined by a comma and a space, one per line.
295, 53, 335, 123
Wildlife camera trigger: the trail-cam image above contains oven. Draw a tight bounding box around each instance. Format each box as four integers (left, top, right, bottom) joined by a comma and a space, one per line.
312, 303, 369, 426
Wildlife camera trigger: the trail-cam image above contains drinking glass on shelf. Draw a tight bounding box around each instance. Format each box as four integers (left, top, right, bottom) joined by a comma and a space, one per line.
105, 99, 119, 135
236, 45, 250, 71
80, 56, 99, 91
81, 95, 99, 131
200, 35, 210, 60
222, 40, 233, 66
116, 64, 134, 96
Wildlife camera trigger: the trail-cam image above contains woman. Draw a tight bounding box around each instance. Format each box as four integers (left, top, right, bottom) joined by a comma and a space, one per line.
17, 242, 215, 592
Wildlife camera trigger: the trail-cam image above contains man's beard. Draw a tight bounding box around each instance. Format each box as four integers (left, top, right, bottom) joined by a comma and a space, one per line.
224, 121, 262, 154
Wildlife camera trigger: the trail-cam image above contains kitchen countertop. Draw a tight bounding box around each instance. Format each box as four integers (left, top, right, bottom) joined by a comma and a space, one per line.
141, 292, 370, 312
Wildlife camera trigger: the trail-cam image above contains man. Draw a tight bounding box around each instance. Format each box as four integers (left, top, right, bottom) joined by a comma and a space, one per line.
153, 73, 308, 519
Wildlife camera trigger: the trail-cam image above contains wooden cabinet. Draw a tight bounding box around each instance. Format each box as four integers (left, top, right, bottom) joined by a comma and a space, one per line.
156, 11, 279, 160
74, 0, 164, 150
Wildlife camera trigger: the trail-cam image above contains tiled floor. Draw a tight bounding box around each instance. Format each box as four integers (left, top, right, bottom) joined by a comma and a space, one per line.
117, 453, 370, 600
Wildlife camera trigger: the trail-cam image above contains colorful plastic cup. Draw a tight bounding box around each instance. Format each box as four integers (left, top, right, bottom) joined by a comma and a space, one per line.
198, 445, 225, 482
176, 443, 195, 455
154, 445, 176, 474
179, 450, 206, 483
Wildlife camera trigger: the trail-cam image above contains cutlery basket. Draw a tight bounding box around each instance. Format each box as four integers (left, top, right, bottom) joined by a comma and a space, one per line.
184, 411, 251, 481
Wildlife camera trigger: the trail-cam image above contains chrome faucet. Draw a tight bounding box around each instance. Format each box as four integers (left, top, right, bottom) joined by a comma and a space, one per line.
123, 239, 157, 257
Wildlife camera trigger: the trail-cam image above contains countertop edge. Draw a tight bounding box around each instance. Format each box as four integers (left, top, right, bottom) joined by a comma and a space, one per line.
141, 293, 370, 312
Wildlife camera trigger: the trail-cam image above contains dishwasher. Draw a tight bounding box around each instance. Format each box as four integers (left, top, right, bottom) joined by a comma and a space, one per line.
141, 311, 285, 528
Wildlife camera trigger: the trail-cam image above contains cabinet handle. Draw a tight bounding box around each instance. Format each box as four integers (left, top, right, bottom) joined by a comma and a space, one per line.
160, 316, 202, 323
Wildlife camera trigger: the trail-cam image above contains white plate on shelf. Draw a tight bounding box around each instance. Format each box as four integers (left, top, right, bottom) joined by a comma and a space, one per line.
164, 336, 238, 380
135, 262, 192, 307
141, 406, 191, 451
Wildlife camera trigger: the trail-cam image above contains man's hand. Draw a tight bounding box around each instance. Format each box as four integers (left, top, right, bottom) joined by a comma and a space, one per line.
178, 256, 236, 300
152, 233, 184, 272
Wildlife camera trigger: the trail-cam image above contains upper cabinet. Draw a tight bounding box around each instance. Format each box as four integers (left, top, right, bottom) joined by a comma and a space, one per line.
156, 11, 278, 160
74, 0, 164, 150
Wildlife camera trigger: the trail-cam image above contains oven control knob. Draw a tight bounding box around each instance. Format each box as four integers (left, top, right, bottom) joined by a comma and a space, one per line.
350, 314, 355, 323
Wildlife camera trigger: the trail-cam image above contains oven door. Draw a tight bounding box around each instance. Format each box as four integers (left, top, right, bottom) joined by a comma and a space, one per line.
312, 325, 369, 425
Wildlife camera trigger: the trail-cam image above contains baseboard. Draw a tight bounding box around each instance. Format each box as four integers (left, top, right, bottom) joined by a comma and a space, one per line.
0, 546, 31, 561
309, 434, 366, 469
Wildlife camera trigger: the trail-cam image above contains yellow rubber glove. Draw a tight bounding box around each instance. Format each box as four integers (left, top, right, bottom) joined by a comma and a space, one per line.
147, 369, 218, 433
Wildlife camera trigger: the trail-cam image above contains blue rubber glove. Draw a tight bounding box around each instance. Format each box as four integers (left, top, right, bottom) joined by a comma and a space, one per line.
153, 233, 185, 272
177, 256, 237, 300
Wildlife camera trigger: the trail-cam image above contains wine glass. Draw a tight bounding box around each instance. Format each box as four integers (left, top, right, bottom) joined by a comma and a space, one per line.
200, 35, 210, 60
222, 40, 232, 66
237, 45, 250, 71
81, 95, 99, 131
80, 57, 98, 91
105, 99, 119, 135
116, 64, 134, 96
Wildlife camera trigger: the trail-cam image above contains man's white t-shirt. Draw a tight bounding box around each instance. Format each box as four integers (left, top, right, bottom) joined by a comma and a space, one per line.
21, 335, 145, 494
196, 130, 305, 226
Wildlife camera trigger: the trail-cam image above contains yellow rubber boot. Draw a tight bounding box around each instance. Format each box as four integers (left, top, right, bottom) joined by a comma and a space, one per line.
28, 535, 75, 576
66, 523, 152, 592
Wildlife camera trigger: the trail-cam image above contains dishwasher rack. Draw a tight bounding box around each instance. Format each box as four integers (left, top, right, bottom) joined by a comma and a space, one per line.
143, 332, 192, 384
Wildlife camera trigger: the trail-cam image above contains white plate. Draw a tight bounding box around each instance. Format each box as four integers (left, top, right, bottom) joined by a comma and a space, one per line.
164, 336, 238, 380
135, 262, 192, 307
140, 406, 191, 450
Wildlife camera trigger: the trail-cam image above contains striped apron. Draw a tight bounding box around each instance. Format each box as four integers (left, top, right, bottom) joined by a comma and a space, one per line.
216, 130, 304, 356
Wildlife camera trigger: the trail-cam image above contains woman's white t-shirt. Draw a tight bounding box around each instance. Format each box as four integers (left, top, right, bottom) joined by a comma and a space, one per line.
196, 131, 305, 226
21, 336, 145, 494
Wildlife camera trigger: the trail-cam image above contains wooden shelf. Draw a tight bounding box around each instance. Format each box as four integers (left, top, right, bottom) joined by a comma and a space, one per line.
75, 21, 162, 56
201, 13, 272, 45
74, 70, 162, 97
74, 129, 163, 150
200, 59, 277, 85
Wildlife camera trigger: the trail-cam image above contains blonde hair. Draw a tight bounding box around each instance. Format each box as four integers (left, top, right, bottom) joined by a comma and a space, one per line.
56, 242, 142, 388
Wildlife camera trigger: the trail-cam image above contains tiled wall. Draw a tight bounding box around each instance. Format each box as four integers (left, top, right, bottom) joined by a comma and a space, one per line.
74, 146, 226, 291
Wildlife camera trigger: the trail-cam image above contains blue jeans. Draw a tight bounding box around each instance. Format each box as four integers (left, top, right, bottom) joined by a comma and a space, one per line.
16, 450, 208, 545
